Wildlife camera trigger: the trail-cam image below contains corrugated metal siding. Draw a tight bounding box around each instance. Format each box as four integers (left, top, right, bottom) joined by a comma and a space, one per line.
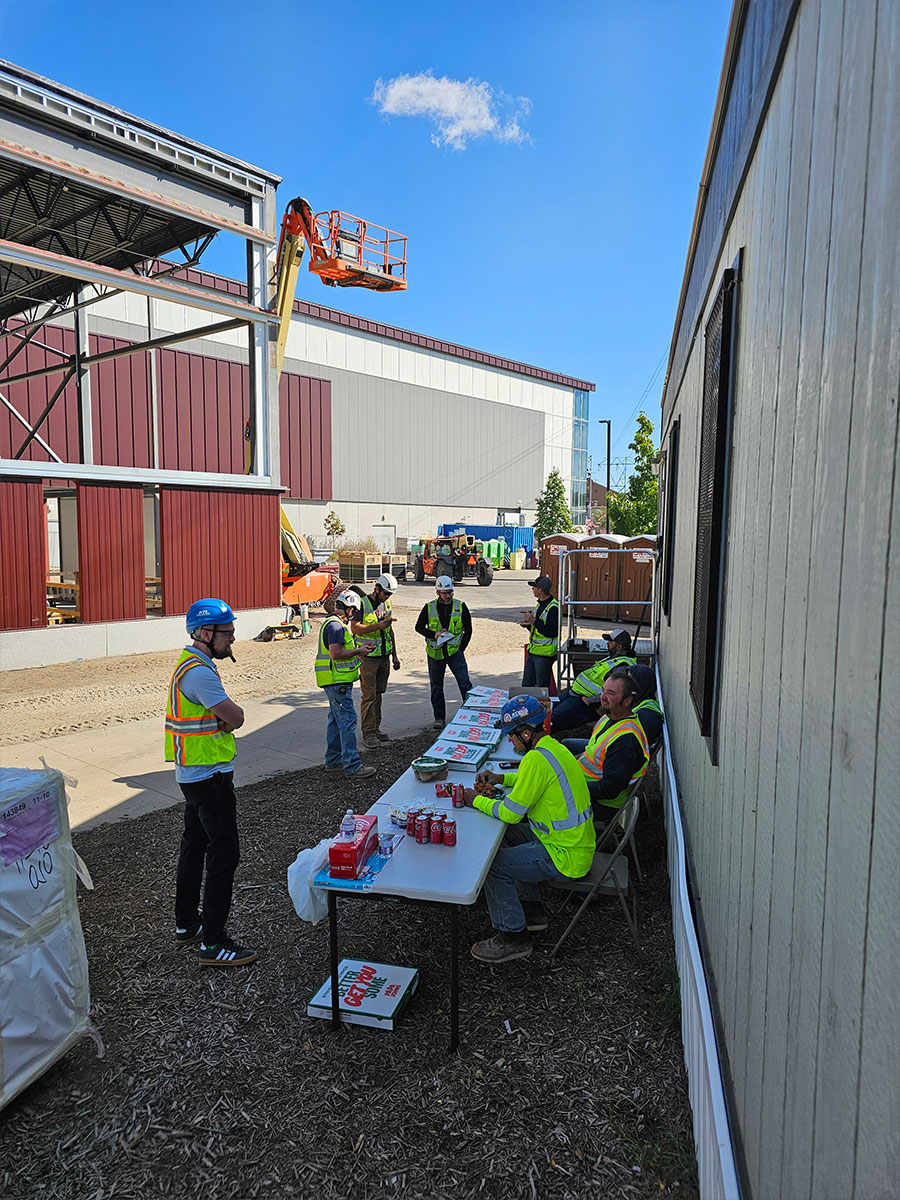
0, 477, 46, 629
158, 486, 280, 615
279, 373, 332, 500
76, 483, 145, 623
0, 325, 79, 462
89, 335, 153, 468
157, 348, 248, 473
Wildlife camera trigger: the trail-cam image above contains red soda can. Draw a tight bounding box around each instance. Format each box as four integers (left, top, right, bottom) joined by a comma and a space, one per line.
451, 783, 464, 808
415, 814, 431, 844
406, 806, 420, 836
431, 812, 445, 844
442, 818, 457, 846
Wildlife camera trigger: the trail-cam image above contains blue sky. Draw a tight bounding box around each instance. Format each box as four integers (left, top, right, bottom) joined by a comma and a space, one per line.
2, 0, 730, 485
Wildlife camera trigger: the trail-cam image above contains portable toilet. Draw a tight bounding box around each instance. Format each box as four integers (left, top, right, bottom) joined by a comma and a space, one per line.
576, 534, 623, 622
540, 533, 584, 614
620, 535, 657, 623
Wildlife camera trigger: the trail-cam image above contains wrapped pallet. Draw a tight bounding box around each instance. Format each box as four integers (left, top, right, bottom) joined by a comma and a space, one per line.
0, 766, 93, 1111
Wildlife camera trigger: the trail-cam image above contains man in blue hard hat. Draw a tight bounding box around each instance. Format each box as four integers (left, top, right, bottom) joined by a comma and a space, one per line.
165, 598, 256, 967
462, 694, 595, 962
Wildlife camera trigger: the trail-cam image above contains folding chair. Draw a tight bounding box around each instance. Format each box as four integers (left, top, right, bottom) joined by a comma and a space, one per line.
550, 794, 640, 959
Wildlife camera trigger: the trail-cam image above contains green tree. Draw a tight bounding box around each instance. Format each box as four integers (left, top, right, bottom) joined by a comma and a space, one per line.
608, 412, 659, 536
534, 467, 573, 542
323, 510, 346, 540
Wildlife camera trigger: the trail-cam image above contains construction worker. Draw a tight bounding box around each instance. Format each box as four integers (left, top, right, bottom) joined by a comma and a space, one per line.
350, 573, 401, 750
561, 669, 649, 820
519, 575, 559, 688
165, 598, 256, 968
315, 590, 376, 779
415, 575, 473, 729
463, 695, 595, 963
607, 662, 664, 753
550, 629, 637, 735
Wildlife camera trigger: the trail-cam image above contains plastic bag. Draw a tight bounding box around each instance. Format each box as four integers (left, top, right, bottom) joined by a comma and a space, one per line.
287, 839, 332, 925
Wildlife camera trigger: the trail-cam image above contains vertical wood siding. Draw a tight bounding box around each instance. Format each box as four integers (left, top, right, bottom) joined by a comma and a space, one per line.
0, 326, 79, 463
279, 372, 332, 499
76, 483, 145, 623
156, 349, 248, 473
0, 477, 46, 629
658, 3, 900, 1198
158, 487, 280, 616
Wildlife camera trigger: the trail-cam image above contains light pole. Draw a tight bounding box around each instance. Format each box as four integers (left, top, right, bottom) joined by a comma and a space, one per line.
598, 419, 611, 532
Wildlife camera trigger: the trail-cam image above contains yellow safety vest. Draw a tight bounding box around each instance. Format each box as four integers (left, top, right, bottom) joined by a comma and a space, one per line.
572, 654, 637, 698
579, 714, 649, 808
315, 616, 360, 687
425, 598, 463, 659
164, 650, 235, 768
528, 597, 559, 657
356, 593, 393, 656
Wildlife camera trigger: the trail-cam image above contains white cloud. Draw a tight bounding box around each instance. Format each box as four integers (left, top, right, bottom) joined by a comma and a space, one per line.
370, 72, 532, 150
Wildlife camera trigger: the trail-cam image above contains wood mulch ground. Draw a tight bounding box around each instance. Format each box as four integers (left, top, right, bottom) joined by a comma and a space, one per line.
0, 730, 698, 1200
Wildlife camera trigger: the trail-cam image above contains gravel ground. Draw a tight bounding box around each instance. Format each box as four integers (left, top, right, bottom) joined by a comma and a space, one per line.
0, 730, 698, 1200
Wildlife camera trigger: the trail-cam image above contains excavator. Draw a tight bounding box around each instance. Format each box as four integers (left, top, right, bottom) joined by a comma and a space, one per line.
261, 197, 407, 636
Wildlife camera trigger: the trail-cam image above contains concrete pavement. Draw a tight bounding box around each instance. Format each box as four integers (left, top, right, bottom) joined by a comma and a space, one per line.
3, 649, 526, 832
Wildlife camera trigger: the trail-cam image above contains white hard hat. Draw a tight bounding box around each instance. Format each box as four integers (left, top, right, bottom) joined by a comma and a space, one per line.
335, 589, 361, 610
376, 573, 398, 593
435, 575, 454, 590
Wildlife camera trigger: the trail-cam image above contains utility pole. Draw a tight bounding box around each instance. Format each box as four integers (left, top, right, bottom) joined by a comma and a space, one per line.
598, 419, 611, 532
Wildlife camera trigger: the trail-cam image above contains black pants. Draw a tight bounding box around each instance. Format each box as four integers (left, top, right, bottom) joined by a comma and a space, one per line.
175, 771, 240, 944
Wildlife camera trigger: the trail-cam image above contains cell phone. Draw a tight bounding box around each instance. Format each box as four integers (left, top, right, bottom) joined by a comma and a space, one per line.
498, 761, 519, 769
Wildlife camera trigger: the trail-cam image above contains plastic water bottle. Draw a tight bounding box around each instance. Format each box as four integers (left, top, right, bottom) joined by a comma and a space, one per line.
339, 809, 356, 841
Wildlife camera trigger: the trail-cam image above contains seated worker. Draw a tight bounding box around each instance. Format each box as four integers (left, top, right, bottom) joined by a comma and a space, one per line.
550, 629, 636, 735
462, 695, 595, 963
561, 669, 649, 821
606, 663, 663, 754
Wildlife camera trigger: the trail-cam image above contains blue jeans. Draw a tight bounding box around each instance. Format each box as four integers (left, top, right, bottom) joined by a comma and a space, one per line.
522, 651, 556, 689
482, 822, 571, 932
323, 683, 363, 774
550, 690, 598, 735
427, 652, 473, 721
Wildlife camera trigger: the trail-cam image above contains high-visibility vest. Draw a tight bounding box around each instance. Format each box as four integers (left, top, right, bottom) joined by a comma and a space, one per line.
425, 598, 463, 659
572, 653, 637, 698
164, 650, 235, 768
356, 593, 393, 656
579, 714, 649, 808
634, 696, 663, 750
528, 597, 559, 657
315, 616, 360, 687
474, 737, 594, 878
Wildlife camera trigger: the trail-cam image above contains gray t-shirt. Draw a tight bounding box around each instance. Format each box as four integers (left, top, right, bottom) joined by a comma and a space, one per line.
174, 648, 234, 784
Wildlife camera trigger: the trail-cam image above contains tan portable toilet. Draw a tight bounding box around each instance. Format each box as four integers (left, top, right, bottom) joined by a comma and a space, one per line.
576, 534, 622, 622
620, 535, 656, 622
540, 533, 583, 614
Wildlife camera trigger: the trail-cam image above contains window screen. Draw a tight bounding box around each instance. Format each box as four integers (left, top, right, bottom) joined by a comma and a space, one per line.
690, 264, 738, 740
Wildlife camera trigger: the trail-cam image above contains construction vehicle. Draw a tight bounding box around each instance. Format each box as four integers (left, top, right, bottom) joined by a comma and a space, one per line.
411, 535, 494, 586
263, 196, 408, 631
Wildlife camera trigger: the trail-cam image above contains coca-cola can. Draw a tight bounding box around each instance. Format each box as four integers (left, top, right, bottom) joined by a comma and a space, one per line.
451, 783, 464, 808
442, 818, 457, 846
415, 814, 431, 844
406, 806, 420, 836
431, 813, 445, 844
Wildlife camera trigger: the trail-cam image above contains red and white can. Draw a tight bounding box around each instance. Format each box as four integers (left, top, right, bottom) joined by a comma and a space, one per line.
415, 814, 431, 844
451, 783, 464, 808
442, 817, 457, 846
431, 812, 446, 844
406, 807, 420, 836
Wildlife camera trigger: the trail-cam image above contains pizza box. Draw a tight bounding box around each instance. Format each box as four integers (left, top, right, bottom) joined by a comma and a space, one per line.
307, 959, 418, 1029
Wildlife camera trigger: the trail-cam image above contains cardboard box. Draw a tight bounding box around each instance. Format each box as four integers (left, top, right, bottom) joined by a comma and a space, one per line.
328, 814, 378, 879
307, 959, 419, 1029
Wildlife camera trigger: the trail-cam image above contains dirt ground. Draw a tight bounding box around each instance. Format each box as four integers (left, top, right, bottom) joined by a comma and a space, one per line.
1, 598, 529, 748
0, 730, 698, 1200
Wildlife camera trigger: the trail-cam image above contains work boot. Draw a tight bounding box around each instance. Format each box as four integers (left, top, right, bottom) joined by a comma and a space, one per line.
363, 739, 381, 750
375, 730, 391, 742
347, 765, 376, 780
471, 929, 532, 963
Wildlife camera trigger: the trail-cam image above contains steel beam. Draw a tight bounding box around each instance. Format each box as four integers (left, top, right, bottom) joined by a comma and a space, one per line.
0, 458, 278, 489
0, 237, 278, 324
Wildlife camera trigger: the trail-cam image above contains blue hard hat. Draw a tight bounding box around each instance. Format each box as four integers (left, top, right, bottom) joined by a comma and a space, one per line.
186, 598, 234, 637
497, 694, 546, 733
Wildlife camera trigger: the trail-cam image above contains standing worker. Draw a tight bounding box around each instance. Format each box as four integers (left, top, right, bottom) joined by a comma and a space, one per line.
350, 573, 401, 750
463, 695, 595, 963
166, 598, 256, 968
519, 575, 559, 688
315, 590, 376, 779
416, 575, 473, 729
